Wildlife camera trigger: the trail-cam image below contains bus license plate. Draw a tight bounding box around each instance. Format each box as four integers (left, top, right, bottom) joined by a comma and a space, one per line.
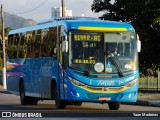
99, 97, 110, 101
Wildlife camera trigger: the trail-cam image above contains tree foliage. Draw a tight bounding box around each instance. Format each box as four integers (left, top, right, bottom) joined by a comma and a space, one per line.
152, 17, 160, 30
0, 26, 12, 36
92, 0, 160, 33
91, 0, 160, 75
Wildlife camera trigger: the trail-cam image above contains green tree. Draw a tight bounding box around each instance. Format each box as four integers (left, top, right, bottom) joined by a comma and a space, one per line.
5, 27, 12, 35
91, 0, 160, 72
152, 17, 160, 30
0, 26, 12, 36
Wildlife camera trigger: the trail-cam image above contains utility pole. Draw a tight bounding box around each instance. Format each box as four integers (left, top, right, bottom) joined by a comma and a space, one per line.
1, 4, 7, 90
62, 0, 65, 17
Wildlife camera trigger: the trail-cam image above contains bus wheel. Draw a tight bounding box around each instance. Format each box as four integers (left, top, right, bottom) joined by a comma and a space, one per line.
20, 81, 38, 105
28, 97, 38, 105
19, 81, 29, 105
108, 102, 120, 110
55, 99, 67, 109
54, 86, 66, 109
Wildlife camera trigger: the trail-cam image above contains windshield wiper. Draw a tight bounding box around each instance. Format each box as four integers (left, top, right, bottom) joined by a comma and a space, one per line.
110, 57, 124, 77
105, 52, 124, 77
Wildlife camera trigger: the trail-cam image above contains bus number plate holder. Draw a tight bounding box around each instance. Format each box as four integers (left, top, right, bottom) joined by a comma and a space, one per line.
99, 97, 111, 101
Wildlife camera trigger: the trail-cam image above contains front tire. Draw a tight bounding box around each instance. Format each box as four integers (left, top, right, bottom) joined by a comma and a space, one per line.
28, 97, 38, 105
55, 98, 67, 109
108, 102, 120, 110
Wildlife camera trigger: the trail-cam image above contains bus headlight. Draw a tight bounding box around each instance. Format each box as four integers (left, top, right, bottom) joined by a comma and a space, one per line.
125, 79, 138, 87
68, 76, 85, 86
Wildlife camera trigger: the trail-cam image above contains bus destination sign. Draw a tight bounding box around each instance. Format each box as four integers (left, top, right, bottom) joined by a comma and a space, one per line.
73, 34, 101, 42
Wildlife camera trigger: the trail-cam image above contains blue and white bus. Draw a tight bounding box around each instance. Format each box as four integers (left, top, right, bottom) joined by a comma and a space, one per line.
7, 17, 141, 110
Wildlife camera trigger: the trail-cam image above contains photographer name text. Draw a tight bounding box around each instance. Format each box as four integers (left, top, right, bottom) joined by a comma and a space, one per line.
133, 113, 159, 117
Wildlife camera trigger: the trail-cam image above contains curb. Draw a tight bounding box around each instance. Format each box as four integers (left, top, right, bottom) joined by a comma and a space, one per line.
123, 100, 160, 107
148, 101, 160, 107
0, 90, 11, 94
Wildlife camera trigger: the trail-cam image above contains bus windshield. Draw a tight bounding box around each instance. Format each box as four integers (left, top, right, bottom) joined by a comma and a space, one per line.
69, 31, 138, 75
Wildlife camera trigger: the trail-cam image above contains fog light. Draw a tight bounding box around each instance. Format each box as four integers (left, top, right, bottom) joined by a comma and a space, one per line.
71, 91, 80, 97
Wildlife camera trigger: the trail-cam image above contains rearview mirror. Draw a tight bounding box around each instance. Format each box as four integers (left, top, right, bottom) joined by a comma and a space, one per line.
137, 34, 141, 52
62, 40, 68, 52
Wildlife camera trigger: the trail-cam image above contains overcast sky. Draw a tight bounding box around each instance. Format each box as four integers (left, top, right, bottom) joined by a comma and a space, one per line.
2, 0, 103, 22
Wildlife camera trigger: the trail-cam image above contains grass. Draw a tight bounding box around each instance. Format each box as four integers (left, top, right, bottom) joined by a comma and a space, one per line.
138, 92, 144, 96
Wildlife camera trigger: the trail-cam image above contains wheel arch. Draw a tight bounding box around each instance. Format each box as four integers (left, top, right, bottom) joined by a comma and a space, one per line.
19, 78, 24, 95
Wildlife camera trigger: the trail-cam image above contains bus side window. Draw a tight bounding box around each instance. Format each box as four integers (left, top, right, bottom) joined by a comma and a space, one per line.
7, 34, 18, 59
33, 29, 42, 58
21, 33, 27, 58
42, 27, 57, 59
37, 27, 57, 59
15, 33, 20, 58
41, 28, 49, 57
7, 35, 14, 59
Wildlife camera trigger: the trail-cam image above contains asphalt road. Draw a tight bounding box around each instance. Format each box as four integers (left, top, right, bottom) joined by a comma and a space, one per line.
0, 93, 160, 120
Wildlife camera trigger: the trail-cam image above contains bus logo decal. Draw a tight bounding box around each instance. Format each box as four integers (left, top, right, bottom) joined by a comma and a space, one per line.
98, 80, 115, 86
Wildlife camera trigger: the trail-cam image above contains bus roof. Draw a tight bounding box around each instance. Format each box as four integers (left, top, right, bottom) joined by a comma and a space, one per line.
9, 17, 135, 35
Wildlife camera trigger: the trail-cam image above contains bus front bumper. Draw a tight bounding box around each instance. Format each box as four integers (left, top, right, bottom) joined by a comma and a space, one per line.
66, 81, 138, 103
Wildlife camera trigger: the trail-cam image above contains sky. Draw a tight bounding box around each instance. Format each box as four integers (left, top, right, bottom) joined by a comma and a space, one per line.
1, 0, 103, 22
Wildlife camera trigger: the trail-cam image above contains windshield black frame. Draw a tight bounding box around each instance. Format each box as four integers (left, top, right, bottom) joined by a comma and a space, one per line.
68, 30, 138, 74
